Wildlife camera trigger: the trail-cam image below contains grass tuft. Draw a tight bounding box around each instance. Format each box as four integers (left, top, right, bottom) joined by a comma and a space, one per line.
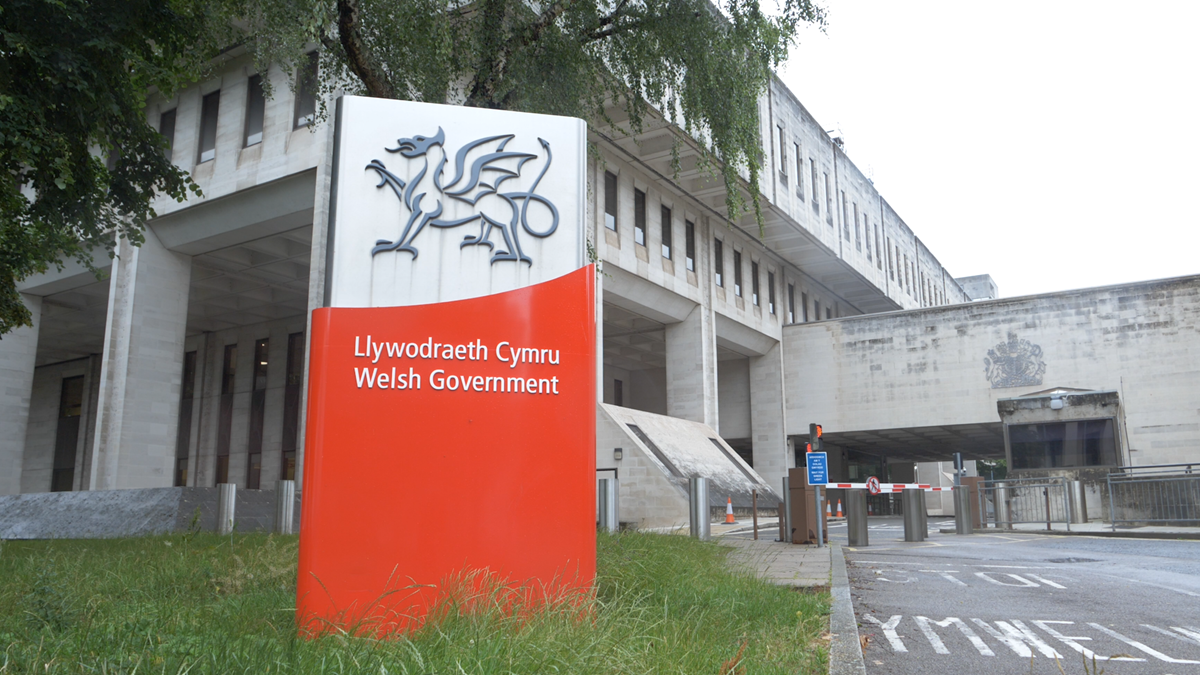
0, 531, 828, 673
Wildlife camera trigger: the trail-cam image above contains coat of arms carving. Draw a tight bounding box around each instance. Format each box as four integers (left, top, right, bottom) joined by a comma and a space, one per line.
984, 332, 1046, 388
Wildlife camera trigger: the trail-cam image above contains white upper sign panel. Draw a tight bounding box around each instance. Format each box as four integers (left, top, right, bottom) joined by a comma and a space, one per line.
326, 96, 587, 307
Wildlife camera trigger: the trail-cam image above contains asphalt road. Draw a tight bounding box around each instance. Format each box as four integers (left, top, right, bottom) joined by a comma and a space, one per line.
833, 517, 1200, 675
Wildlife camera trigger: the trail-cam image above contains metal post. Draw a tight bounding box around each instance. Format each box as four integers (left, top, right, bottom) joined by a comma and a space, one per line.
846, 490, 868, 547
995, 481, 1012, 530
275, 479, 295, 534
814, 486, 824, 548
1043, 486, 1052, 531
902, 489, 925, 542
752, 489, 758, 540
1107, 473, 1116, 532
598, 478, 619, 533
781, 476, 791, 545
1068, 479, 1087, 524
217, 483, 236, 535
689, 476, 710, 541
954, 486, 972, 535
953, 452, 963, 487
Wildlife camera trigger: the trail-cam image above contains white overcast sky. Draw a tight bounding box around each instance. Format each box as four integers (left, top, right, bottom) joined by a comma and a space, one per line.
776, 0, 1200, 299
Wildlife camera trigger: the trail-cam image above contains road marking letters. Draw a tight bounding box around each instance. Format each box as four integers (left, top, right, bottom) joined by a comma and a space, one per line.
860, 616, 1200, 663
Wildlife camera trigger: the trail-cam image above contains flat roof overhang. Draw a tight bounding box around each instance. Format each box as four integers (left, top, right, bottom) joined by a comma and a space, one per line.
799, 422, 1006, 462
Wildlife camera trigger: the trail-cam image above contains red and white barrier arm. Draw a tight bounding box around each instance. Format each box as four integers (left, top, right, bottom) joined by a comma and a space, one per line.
821, 483, 952, 492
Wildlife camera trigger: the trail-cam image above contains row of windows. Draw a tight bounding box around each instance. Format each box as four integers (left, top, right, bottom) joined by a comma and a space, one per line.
606, 170, 837, 323
775, 126, 956, 308
604, 172, 697, 271
157, 54, 319, 166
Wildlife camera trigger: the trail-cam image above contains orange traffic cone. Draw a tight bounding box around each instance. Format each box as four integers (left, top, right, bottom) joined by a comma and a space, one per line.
836, 500, 843, 518
725, 497, 736, 524
826, 502, 832, 517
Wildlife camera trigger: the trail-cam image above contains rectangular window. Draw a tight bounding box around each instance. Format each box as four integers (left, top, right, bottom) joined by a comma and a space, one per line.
281, 332, 305, 481
733, 250, 742, 297
811, 160, 820, 214
787, 283, 795, 323
216, 343, 237, 484
814, 299, 821, 320
751, 261, 760, 306
864, 216, 872, 260
244, 74, 266, 147
842, 192, 850, 240
174, 351, 197, 487
197, 90, 220, 163
685, 220, 695, 271
247, 338, 268, 490
826, 307, 832, 320
614, 379, 624, 407
604, 171, 618, 231
768, 271, 776, 314
1010, 419, 1118, 469
51, 376, 85, 492
802, 292, 809, 322
714, 238, 724, 286
634, 189, 646, 245
294, 52, 318, 129
777, 129, 787, 185
159, 109, 177, 163
853, 203, 861, 250
660, 205, 672, 259
824, 173, 833, 225
875, 223, 883, 268
794, 143, 804, 200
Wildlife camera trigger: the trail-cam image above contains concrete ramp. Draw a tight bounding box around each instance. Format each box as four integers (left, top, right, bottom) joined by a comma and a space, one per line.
597, 403, 781, 529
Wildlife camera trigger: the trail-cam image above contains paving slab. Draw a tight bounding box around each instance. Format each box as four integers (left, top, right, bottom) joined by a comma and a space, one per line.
718, 535, 831, 588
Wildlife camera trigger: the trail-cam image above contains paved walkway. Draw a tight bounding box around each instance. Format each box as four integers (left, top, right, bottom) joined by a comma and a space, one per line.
715, 520, 831, 588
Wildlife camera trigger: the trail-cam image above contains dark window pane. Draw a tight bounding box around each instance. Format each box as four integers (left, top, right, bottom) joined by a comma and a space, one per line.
685, 220, 695, 271
604, 172, 618, 231
159, 109, 177, 162
245, 74, 265, 146
660, 205, 672, 259
198, 91, 220, 163
294, 52, 318, 128
634, 189, 646, 245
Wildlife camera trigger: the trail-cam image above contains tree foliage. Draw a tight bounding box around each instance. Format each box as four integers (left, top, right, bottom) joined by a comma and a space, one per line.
0, 0, 234, 335
237, 0, 825, 226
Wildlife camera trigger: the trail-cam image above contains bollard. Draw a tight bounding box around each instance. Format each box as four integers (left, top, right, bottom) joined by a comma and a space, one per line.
688, 476, 710, 541
752, 489, 758, 540
902, 489, 925, 542
846, 490, 868, 547
1068, 479, 1088, 524
598, 478, 619, 533
781, 476, 792, 545
954, 486, 972, 535
217, 483, 236, 535
275, 479, 296, 534
994, 481, 1012, 530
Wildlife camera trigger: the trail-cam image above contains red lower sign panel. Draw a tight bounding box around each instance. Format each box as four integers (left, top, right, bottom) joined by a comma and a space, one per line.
297, 266, 596, 635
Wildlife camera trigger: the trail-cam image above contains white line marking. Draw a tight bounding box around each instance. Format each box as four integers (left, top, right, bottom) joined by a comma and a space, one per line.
1176, 627, 1200, 644
975, 572, 1039, 587
853, 561, 927, 565
1141, 624, 1200, 647
1026, 574, 1067, 589
972, 565, 1052, 569
1093, 573, 1200, 598
862, 614, 907, 653
1032, 620, 1143, 662
970, 618, 1065, 658
877, 577, 915, 583
938, 572, 967, 586
914, 617, 994, 656
1087, 623, 1200, 664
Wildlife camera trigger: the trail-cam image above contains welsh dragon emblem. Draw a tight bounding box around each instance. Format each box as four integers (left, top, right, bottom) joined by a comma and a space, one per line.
365, 128, 559, 264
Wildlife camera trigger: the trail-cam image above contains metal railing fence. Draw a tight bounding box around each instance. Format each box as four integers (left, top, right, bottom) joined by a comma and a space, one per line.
978, 477, 1072, 531
1107, 463, 1200, 530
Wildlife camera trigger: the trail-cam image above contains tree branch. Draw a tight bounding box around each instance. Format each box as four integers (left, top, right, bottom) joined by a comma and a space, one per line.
335, 0, 395, 98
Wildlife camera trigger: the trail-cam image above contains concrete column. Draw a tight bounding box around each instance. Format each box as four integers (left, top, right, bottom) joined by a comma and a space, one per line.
0, 294, 42, 496
90, 231, 192, 490
750, 341, 789, 492
664, 304, 718, 427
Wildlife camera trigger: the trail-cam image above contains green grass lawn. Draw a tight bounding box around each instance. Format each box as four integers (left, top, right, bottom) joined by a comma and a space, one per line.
0, 531, 829, 674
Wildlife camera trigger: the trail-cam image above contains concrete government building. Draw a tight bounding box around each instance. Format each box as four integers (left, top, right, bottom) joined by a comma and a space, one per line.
3, 48, 1197, 531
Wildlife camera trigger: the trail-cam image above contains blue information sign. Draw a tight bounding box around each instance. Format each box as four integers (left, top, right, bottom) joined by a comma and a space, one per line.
806, 452, 828, 486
